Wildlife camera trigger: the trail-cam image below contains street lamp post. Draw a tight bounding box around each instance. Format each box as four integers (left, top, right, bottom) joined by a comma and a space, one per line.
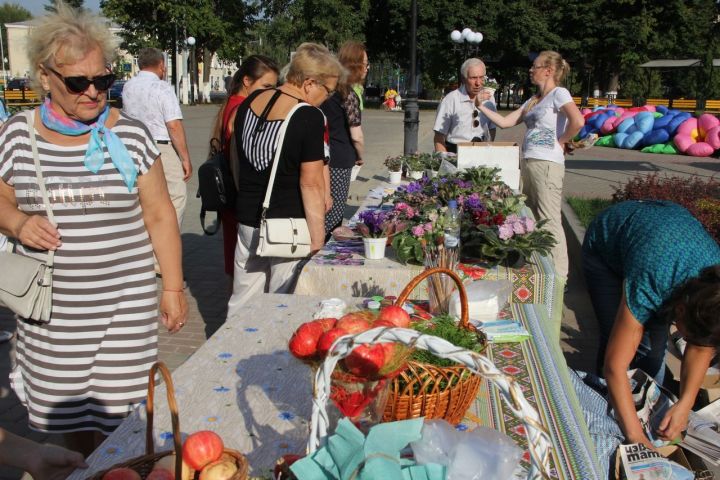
0, 25, 6, 84
186, 36, 196, 105
403, 0, 419, 155
450, 28, 483, 82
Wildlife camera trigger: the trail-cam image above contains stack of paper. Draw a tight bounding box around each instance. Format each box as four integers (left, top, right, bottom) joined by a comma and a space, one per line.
476, 319, 530, 343
682, 400, 720, 466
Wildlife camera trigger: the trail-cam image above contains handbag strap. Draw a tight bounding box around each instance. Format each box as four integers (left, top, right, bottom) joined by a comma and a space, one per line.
23, 109, 56, 267
260, 101, 310, 216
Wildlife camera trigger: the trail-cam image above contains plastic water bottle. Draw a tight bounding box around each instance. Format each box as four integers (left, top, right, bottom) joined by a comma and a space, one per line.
444, 200, 461, 250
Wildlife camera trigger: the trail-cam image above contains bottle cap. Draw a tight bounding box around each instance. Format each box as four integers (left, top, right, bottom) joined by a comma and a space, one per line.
448, 200, 457, 209
367, 300, 381, 310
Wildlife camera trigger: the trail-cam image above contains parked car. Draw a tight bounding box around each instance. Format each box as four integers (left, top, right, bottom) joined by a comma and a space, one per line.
108, 80, 126, 107
5, 78, 31, 91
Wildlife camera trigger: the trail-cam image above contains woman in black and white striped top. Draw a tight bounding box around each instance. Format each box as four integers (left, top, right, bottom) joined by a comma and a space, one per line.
0, 5, 187, 456
226, 43, 343, 313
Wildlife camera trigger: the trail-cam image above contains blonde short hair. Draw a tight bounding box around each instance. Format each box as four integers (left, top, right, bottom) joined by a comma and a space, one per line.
284, 42, 345, 88
27, 2, 117, 92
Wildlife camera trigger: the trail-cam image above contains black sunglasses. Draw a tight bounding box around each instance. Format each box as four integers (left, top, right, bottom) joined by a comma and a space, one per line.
46, 66, 115, 94
472, 109, 480, 128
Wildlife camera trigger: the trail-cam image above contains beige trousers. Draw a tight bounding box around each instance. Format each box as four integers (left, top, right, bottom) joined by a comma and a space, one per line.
521, 158, 568, 281
157, 143, 187, 228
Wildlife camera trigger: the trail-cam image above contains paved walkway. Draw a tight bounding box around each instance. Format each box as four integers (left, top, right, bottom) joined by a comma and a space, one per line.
1, 105, 718, 479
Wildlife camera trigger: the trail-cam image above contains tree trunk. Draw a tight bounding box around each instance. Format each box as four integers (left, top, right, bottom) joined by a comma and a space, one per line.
203, 48, 212, 83
607, 73, 620, 94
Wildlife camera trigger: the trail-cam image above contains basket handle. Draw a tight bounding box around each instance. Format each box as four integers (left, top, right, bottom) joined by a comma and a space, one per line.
146, 361, 183, 479
394, 267, 470, 330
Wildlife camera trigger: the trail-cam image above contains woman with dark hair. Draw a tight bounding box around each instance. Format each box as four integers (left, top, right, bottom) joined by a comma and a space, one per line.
320, 41, 367, 235
582, 200, 720, 449
211, 55, 279, 278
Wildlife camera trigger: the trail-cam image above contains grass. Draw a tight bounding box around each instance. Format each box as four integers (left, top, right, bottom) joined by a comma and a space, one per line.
566, 197, 613, 228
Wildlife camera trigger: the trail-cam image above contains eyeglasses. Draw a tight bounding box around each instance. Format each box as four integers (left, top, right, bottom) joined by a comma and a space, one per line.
472, 109, 480, 128
530, 63, 548, 71
45, 65, 115, 94
312, 79, 335, 97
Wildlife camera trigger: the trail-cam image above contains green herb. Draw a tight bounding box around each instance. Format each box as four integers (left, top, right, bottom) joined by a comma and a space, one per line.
410, 315, 484, 367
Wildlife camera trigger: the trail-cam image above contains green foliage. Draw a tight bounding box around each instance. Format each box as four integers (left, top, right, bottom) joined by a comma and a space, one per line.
0, 3, 32, 56
45, 0, 84, 12
566, 197, 612, 228
461, 218, 556, 267
410, 315, 484, 367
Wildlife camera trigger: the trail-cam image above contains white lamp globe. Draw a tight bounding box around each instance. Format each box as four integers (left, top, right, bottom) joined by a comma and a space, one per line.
450, 30, 462, 43
473, 32, 484, 44
461, 28, 472, 40
186, 36, 196, 46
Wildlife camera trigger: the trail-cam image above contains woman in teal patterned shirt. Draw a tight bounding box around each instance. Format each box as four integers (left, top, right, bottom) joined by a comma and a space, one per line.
583, 200, 720, 449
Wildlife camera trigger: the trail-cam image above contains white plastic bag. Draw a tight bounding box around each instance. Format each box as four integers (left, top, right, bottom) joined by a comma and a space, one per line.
410, 419, 461, 466
448, 279, 513, 324
447, 426, 523, 480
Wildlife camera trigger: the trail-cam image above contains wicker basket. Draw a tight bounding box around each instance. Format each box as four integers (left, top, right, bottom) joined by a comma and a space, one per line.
309, 324, 554, 479
92, 362, 249, 480
382, 267, 483, 424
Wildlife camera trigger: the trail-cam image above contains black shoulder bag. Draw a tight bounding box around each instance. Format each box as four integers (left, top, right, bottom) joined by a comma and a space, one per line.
196, 137, 236, 235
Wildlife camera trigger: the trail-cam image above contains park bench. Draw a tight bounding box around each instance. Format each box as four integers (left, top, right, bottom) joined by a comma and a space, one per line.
645, 98, 670, 107
586, 97, 608, 108
609, 98, 633, 107
3, 89, 41, 108
669, 99, 697, 112
703, 99, 720, 114
572, 96, 582, 107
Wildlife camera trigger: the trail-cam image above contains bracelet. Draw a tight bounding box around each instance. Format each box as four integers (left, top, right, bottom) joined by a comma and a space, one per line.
162, 289, 184, 293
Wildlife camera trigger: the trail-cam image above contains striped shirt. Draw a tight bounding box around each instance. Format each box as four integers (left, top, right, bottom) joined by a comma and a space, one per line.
0, 110, 160, 434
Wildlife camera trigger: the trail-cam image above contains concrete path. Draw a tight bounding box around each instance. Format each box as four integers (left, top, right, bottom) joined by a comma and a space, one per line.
1, 105, 718, 479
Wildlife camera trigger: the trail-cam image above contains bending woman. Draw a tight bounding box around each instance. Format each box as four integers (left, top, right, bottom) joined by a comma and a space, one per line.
0, 5, 187, 454
226, 43, 342, 312
583, 200, 720, 448
210, 55, 279, 278
475, 50, 584, 284
321, 41, 367, 235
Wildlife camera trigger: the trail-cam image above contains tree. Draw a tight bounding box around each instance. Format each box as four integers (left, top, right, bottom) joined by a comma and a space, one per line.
0, 3, 32, 65
45, 0, 85, 12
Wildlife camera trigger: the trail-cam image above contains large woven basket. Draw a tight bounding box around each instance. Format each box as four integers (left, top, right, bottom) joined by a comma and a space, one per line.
382, 267, 483, 424
310, 326, 554, 479
92, 362, 249, 480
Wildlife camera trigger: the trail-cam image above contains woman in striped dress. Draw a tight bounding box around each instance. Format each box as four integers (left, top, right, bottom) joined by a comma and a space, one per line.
0, 5, 187, 455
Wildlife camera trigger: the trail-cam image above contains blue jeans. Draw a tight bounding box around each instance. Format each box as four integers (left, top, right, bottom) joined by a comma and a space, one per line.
582, 246, 668, 385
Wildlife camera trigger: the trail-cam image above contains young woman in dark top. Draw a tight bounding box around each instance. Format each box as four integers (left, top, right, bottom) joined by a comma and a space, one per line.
320, 41, 367, 235
209, 55, 279, 279
226, 43, 343, 312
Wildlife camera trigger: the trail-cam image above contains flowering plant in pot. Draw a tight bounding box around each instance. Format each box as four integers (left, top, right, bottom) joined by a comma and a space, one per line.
384, 155, 403, 184
403, 154, 425, 180
357, 209, 406, 259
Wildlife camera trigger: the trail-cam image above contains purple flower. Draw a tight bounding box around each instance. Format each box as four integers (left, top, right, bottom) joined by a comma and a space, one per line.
505, 214, 520, 224
406, 182, 423, 194
498, 223, 514, 240
412, 225, 425, 236
511, 220, 526, 235
524, 217, 536, 232
424, 222, 433, 232
465, 193, 483, 209
359, 209, 389, 237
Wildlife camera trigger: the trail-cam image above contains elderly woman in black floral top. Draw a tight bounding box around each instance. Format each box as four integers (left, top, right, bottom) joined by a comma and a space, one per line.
321, 41, 368, 235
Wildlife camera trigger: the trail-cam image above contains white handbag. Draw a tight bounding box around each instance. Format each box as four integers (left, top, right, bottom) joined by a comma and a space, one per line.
256, 102, 312, 258
0, 110, 55, 322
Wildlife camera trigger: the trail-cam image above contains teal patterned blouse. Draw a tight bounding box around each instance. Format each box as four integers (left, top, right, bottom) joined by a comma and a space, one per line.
584, 200, 720, 324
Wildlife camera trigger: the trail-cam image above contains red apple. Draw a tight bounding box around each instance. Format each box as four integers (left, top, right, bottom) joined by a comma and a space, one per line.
310, 317, 337, 331
146, 469, 174, 480
337, 313, 372, 333
182, 430, 224, 471
153, 455, 191, 480
344, 344, 386, 377
317, 327, 349, 357
198, 459, 238, 480
373, 319, 395, 328
102, 468, 141, 480
377, 305, 410, 328
288, 322, 325, 360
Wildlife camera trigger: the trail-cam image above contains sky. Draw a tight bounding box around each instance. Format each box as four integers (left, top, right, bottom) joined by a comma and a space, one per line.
12, 0, 102, 16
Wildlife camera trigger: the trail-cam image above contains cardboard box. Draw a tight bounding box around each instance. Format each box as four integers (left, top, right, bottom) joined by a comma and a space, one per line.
456, 142, 520, 190
614, 444, 693, 480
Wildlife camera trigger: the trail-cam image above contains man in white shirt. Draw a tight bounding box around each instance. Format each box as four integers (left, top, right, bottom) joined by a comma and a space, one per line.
433, 58, 497, 153
123, 48, 192, 228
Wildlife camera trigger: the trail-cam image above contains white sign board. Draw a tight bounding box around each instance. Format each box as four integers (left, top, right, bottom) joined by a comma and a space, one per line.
456, 142, 521, 190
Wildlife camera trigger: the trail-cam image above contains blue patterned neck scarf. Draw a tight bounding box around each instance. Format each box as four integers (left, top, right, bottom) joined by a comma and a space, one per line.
39, 98, 137, 191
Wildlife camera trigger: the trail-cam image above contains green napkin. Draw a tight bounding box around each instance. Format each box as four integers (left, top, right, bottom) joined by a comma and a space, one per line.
291, 418, 446, 480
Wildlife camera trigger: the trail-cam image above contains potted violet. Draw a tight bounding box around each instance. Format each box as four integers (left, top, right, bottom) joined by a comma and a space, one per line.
384, 155, 403, 185
356, 209, 405, 259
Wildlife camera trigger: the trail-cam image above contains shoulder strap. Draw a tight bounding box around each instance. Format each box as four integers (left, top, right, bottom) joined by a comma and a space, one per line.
23, 109, 55, 267
260, 103, 310, 215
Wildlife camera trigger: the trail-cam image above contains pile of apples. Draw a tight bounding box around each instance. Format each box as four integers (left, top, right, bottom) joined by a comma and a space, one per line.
288, 305, 411, 378
102, 431, 239, 480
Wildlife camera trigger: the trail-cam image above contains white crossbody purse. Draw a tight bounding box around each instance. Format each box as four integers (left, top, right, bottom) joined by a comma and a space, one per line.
256, 102, 312, 258
0, 110, 55, 322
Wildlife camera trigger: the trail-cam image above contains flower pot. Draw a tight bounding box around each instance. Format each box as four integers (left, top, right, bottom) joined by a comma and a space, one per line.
425, 169, 438, 179
388, 170, 402, 185
505, 251, 527, 269
363, 237, 387, 260
408, 170, 424, 180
